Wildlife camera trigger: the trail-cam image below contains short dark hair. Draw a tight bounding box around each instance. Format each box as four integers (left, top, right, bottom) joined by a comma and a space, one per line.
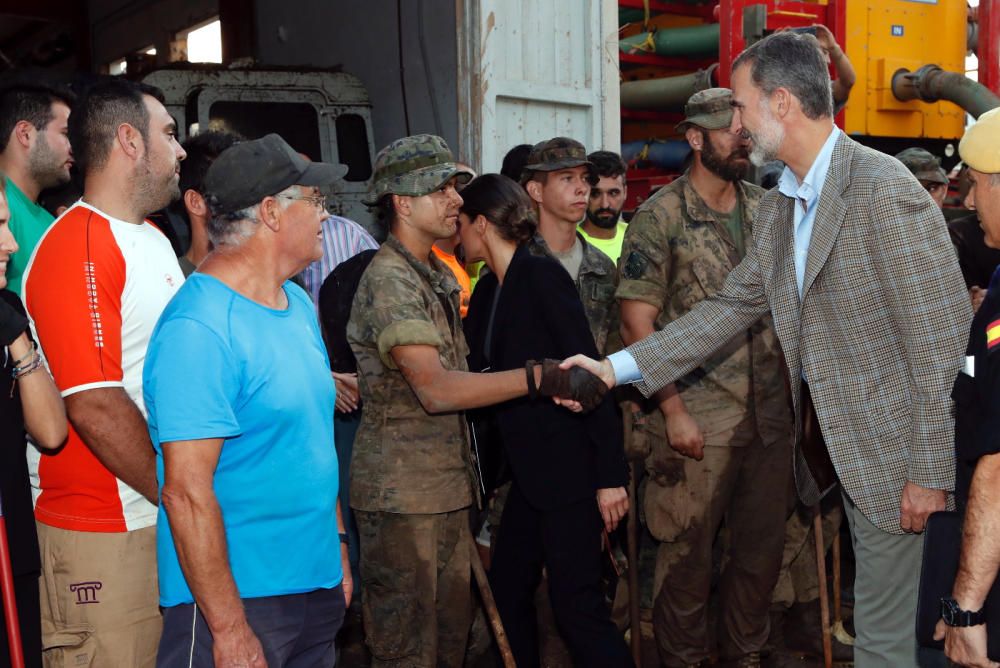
373, 194, 398, 231
179, 130, 241, 196
588, 150, 628, 181
69, 78, 166, 175
459, 173, 537, 245
500, 143, 533, 182
0, 82, 75, 153
732, 31, 833, 120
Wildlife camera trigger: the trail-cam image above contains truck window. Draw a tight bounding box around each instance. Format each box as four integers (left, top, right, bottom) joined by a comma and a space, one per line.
208, 101, 322, 161
335, 114, 373, 182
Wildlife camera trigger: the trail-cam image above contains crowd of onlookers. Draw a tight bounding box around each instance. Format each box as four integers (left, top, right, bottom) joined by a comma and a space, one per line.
2, 28, 1000, 668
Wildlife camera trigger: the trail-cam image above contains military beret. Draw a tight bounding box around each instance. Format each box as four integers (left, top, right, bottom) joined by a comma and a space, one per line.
960, 107, 1000, 174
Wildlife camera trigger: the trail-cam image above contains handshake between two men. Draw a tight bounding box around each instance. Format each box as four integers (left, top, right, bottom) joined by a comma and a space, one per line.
536, 356, 617, 413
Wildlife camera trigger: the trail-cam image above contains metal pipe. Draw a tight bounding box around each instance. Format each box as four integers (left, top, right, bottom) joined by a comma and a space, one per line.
620, 23, 720, 58
620, 64, 718, 111
892, 64, 1000, 119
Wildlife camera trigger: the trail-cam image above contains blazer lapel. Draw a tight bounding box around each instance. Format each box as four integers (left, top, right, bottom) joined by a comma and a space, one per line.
801, 135, 853, 301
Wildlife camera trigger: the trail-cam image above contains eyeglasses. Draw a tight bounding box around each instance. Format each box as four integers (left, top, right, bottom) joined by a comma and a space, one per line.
277, 194, 328, 211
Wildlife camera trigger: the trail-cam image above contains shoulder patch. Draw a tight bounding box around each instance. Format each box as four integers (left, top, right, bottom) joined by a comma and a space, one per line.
622, 250, 650, 280
987, 318, 1000, 352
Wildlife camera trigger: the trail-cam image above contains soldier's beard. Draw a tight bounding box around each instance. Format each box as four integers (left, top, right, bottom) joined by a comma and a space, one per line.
701, 132, 750, 183
585, 207, 621, 229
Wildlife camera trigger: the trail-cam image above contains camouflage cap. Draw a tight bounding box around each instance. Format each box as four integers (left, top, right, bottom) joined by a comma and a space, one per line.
521, 137, 597, 183
676, 88, 735, 132
895, 147, 948, 184
364, 134, 473, 205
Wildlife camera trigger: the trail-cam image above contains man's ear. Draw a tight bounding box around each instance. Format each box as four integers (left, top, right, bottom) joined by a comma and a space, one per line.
525, 179, 544, 205
773, 88, 791, 118
259, 196, 281, 232
184, 189, 207, 218
116, 123, 141, 160
392, 193, 411, 219
685, 126, 703, 150
12, 120, 34, 150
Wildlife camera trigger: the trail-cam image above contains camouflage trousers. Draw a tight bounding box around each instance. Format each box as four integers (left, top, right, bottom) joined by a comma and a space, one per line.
355, 508, 473, 668
644, 436, 791, 667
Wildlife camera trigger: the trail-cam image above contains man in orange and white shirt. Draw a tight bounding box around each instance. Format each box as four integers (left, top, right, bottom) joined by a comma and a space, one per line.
23, 78, 186, 667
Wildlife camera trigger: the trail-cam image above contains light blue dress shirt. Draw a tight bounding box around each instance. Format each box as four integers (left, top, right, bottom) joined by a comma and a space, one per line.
778, 125, 840, 298
608, 126, 841, 387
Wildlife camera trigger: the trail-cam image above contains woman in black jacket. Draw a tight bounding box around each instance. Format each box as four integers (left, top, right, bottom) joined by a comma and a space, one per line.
459, 174, 632, 668
0, 178, 68, 668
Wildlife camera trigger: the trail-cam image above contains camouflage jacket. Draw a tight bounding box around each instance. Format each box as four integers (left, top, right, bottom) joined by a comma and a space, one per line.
616, 174, 791, 451
347, 234, 476, 514
527, 232, 621, 354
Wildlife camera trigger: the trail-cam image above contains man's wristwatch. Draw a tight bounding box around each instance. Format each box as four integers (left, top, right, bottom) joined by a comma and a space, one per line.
941, 597, 987, 627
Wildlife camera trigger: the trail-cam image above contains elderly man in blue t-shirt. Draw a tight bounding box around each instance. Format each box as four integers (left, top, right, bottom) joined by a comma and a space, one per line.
143, 134, 351, 667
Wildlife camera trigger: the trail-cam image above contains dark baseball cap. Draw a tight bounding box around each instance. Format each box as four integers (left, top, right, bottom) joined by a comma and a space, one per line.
203, 133, 348, 213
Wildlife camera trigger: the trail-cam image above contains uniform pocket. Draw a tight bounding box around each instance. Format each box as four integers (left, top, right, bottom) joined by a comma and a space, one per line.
42, 624, 96, 668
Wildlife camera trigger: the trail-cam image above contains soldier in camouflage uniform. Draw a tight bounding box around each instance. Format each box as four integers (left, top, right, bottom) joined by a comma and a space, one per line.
616, 89, 793, 668
347, 134, 608, 668
896, 147, 950, 209
521, 137, 620, 355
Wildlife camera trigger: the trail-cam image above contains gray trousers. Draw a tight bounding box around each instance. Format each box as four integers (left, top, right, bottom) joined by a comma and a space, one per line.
842, 493, 946, 668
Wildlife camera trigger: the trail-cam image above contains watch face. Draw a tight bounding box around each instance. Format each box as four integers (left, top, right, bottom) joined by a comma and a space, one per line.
941, 598, 958, 625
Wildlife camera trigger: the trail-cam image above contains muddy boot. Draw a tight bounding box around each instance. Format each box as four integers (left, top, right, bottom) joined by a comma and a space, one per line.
783, 600, 853, 662
719, 651, 762, 668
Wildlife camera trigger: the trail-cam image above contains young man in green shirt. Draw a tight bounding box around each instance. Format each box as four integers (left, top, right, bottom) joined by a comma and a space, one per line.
0, 82, 74, 294
579, 150, 629, 264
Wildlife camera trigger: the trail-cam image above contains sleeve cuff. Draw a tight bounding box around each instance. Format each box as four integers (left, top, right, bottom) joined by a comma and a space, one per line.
608, 349, 642, 386
376, 320, 444, 369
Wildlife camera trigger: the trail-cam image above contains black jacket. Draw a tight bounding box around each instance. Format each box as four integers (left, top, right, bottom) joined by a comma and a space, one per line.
464, 245, 627, 510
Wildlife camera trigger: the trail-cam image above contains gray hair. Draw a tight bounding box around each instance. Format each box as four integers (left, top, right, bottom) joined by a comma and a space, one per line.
732, 32, 833, 120
206, 184, 301, 247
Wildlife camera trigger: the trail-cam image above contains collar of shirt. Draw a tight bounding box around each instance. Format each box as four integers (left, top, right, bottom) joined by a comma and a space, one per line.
776, 126, 840, 300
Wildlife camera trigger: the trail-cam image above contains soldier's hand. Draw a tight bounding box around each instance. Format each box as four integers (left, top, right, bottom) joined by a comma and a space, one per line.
665, 410, 705, 461
536, 359, 608, 412
212, 620, 267, 668
597, 486, 629, 532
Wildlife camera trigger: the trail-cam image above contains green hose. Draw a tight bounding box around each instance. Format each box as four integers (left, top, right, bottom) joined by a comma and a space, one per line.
620, 65, 718, 111
620, 24, 720, 58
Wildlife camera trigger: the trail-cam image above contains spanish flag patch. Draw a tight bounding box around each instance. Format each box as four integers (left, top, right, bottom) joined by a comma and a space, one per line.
988, 319, 1000, 351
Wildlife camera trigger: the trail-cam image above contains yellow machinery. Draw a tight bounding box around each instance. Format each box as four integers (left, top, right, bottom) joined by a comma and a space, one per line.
844, 0, 969, 139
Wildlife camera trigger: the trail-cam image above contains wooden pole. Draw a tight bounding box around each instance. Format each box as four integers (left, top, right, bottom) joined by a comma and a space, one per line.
627, 459, 642, 666
812, 506, 833, 668
469, 533, 517, 668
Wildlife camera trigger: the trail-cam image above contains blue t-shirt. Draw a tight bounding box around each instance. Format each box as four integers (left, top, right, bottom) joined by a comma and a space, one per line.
143, 273, 341, 607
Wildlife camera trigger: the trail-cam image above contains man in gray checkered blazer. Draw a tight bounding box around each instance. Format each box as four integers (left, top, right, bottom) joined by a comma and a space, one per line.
565, 32, 969, 667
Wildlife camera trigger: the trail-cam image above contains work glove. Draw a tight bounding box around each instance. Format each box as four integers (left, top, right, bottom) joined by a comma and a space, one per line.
528, 358, 608, 412
0, 298, 27, 348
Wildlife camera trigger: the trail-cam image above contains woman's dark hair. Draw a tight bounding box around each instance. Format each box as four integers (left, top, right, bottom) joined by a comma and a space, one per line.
459, 174, 537, 245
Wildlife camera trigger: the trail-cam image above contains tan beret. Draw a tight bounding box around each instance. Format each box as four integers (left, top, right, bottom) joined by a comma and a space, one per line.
959, 107, 1000, 174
